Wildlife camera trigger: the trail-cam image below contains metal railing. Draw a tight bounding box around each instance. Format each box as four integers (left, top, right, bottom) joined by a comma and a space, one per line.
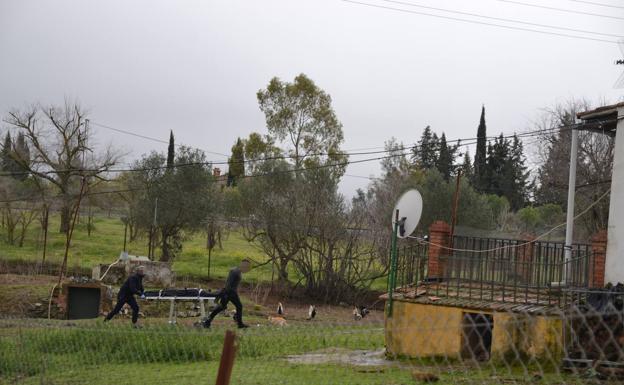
394, 235, 594, 307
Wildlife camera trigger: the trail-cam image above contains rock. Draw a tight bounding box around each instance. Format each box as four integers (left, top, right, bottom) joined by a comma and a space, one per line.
411, 370, 439, 382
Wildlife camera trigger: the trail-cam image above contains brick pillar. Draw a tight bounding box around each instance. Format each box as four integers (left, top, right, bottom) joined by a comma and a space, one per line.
590, 230, 607, 288
427, 221, 451, 280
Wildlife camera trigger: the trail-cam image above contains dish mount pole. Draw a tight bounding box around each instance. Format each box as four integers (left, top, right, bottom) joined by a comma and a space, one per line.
388, 209, 400, 317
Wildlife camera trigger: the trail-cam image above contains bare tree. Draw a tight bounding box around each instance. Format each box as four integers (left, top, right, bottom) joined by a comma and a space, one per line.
530, 99, 613, 237
4, 102, 120, 232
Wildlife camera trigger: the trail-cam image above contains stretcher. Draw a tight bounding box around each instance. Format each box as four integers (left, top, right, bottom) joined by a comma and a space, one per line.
142, 288, 219, 324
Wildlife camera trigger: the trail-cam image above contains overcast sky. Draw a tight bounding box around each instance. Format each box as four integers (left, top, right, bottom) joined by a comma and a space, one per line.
1, 0, 623, 196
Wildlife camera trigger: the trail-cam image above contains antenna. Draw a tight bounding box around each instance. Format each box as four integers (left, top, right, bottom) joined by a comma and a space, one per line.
615, 39, 624, 88
391, 189, 423, 238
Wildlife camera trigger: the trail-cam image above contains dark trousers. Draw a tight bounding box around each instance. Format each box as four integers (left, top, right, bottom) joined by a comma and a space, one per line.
204, 290, 243, 326
106, 294, 140, 324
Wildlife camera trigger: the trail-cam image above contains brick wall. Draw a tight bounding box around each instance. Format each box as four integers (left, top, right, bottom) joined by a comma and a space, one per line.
590, 230, 607, 288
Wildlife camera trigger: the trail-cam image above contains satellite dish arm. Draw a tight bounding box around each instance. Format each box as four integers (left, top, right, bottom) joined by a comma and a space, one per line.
398, 217, 407, 237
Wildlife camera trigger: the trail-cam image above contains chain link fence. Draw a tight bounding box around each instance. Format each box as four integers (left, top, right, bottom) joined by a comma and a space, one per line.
2, 289, 624, 385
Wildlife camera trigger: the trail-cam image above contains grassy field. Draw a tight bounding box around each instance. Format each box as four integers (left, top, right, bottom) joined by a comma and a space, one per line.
0, 213, 277, 283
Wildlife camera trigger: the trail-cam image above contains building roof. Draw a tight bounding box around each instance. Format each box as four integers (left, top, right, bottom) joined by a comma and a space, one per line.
576, 102, 624, 136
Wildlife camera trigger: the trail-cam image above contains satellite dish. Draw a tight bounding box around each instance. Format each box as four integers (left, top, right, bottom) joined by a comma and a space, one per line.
391, 189, 423, 239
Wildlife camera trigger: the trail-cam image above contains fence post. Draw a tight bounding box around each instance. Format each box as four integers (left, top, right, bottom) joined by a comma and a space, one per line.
427, 221, 451, 280
589, 230, 607, 288
215, 330, 237, 385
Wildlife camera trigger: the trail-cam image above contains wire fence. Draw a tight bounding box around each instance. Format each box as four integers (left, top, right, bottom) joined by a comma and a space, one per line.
2, 295, 624, 385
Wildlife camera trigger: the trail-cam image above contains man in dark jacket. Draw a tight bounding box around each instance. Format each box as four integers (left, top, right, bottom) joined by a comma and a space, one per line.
105, 266, 145, 326
203, 259, 250, 329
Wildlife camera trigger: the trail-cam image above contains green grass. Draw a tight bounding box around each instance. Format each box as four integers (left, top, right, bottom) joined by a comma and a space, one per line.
0, 319, 386, 383
0, 319, 584, 385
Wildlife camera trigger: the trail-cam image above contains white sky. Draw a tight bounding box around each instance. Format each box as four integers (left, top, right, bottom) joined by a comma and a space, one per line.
1, 0, 623, 197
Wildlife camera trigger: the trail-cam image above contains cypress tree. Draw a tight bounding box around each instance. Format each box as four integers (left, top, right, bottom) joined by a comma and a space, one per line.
166, 130, 175, 168
474, 105, 487, 191
228, 137, 245, 186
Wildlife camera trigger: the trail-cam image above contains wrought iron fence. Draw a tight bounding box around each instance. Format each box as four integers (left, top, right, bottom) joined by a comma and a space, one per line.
394, 235, 594, 307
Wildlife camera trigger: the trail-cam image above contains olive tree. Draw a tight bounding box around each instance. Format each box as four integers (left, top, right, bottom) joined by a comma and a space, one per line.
126, 147, 216, 261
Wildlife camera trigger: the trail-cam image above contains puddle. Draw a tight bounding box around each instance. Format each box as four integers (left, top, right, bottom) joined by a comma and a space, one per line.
285, 348, 394, 367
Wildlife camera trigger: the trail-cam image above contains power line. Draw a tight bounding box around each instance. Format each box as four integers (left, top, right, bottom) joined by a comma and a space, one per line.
495, 0, 624, 21
0, 119, 611, 178
377, 0, 624, 38
90, 121, 230, 158
341, 0, 619, 43
564, 0, 624, 10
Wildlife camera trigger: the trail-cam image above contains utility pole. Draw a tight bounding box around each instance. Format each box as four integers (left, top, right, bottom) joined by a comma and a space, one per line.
563, 128, 579, 285
450, 169, 462, 244
150, 198, 158, 259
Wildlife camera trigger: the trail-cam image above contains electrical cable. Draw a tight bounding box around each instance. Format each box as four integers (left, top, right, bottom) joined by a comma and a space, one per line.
407, 188, 611, 252
90, 121, 230, 158
1, 119, 604, 179
563, 0, 624, 10
495, 0, 624, 21
341, 0, 620, 43
378, 0, 624, 38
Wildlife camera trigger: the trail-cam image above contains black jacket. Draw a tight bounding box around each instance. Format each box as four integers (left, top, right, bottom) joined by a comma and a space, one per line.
119, 273, 144, 297
224, 267, 242, 292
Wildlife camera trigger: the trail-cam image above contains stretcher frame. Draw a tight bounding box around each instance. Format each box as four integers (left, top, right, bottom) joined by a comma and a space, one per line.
142, 290, 217, 324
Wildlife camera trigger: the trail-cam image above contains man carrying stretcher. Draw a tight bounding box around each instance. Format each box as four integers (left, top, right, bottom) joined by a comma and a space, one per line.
202, 259, 250, 329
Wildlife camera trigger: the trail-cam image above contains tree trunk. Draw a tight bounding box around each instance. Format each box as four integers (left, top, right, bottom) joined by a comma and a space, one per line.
59, 204, 71, 233
278, 257, 289, 282
159, 229, 171, 262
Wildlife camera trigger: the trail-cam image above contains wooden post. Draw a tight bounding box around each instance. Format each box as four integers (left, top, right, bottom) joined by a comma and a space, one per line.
215, 330, 237, 385
123, 221, 128, 252
41, 204, 49, 264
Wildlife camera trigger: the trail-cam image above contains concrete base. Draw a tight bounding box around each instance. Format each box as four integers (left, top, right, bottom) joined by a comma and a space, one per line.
384, 300, 563, 362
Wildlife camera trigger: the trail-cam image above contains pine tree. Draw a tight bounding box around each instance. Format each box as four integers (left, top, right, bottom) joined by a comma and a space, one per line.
473, 105, 487, 191
228, 137, 245, 186
1, 132, 12, 172
486, 134, 510, 197
483, 134, 530, 210
413, 126, 439, 169
436, 133, 455, 181
166, 130, 175, 168
13, 133, 30, 181
506, 135, 531, 210
461, 150, 473, 182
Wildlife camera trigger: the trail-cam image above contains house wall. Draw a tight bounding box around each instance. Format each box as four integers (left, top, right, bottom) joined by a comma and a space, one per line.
384, 300, 563, 361
606, 106, 624, 284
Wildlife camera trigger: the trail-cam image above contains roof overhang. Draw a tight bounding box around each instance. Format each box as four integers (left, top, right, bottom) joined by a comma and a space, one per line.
576, 102, 624, 137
